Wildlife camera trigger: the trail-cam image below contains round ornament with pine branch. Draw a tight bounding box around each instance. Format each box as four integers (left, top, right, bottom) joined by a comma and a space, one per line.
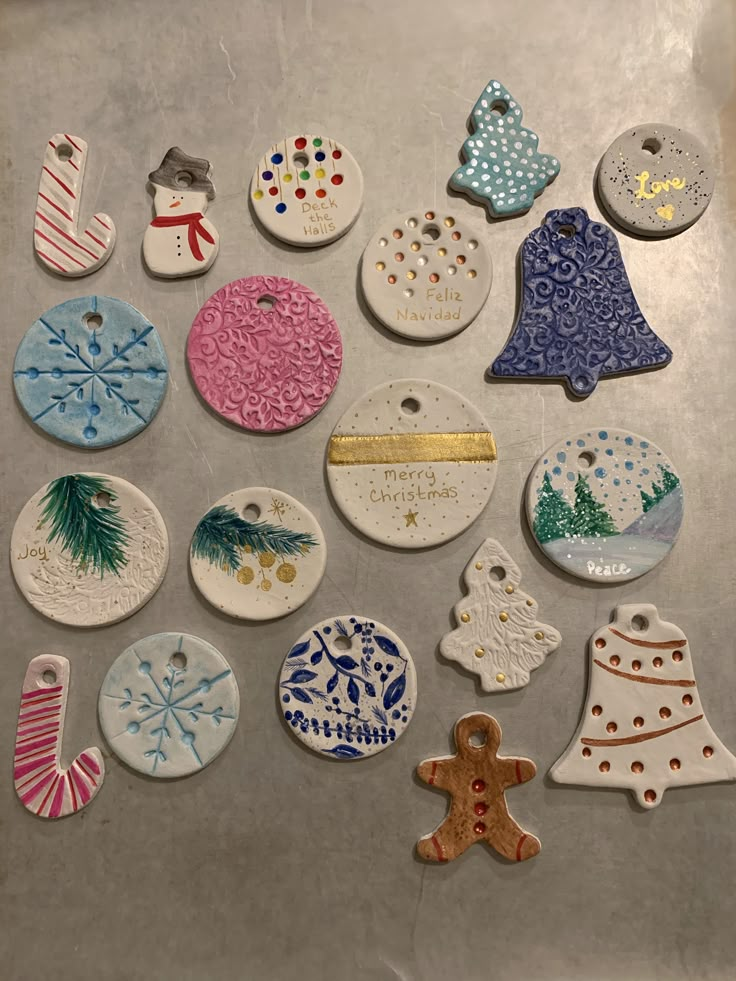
189, 487, 326, 620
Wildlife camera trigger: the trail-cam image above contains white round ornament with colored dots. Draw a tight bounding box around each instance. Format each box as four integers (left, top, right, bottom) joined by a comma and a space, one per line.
526, 429, 682, 582
249, 134, 363, 246
550, 605, 736, 808
190, 487, 326, 621
98, 632, 239, 778
11, 473, 168, 627
361, 209, 492, 340
279, 616, 417, 759
327, 379, 498, 549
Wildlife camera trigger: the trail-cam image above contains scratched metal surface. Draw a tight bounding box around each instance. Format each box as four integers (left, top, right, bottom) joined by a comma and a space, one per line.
1, 2, 735, 979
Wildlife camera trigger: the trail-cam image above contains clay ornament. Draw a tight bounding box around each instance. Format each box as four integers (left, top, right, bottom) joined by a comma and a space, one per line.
327, 379, 497, 548
143, 147, 219, 277
34, 133, 116, 276
598, 124, 714, 237
190, 487, 326, 620
187, 276, 342, 432
250, 134, 363, 246
11, 473, 169, 627
417, 713, 540, 863
450, 80, 559, 218
361, 209, 492, 341
550, 605, 736, 808
14, 295, 168, 448
527, 429, 682, 583
491, 207, 672, 397
279, 616, 417, 759
440, 539, 561, 692
14, 655, 104, 819
98, 633, 239, 778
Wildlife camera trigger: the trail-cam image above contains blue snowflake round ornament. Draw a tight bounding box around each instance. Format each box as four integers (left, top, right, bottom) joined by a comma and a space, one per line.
98, 633, 239, 778
14, 295, 168, 448
279, 616, 417, 760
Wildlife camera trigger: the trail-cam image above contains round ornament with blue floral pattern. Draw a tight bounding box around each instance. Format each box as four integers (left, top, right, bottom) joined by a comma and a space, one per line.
278, 616, 417, 759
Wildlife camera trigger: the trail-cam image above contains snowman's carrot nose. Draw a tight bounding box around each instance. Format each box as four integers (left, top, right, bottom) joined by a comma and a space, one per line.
169, 200, 182, 208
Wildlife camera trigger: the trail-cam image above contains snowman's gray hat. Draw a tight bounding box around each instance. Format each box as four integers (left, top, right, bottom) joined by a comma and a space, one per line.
148, 147, 215, 197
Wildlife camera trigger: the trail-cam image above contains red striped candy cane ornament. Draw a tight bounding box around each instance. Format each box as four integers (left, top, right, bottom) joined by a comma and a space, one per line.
34, 133, 116, 276
14, 655, 104, 819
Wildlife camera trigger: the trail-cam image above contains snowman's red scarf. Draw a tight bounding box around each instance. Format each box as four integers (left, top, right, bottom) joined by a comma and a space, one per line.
150, 213, 214, 262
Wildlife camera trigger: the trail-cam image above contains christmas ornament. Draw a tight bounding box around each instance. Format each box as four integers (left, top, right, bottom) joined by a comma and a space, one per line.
14, 655, 104, 819
98, 633, 239, 778
527, 429, 682, 583
14, 295, 168, 448
33, 133, 116, 276
416, 713, 540, 862
360, 209, 492, 340
598, 124, 714, 237
550, 605, 736, 808
440, 539, 561, 691
11, 473, 168, 627
491, 207, 672, 397
190, 487, 326, 621
279, 616, 416, 759
143, 147, 219, 277
450, 80, 559, 218
249, 134, 363, 246
187, 275, 342, 432
327, 379, 497, 548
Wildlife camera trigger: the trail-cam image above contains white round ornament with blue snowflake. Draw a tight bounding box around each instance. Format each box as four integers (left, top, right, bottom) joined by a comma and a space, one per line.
279, 616, 417, 759
14, 296, 168, 448
526, 429, 683, 582
98, 633, 239, 778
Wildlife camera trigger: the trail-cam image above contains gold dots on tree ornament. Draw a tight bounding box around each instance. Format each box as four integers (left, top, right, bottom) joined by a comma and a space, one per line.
375, 261, 385, 271
236, 566, 254, 585
534, 630, 544, 640
474, 647, 485, 659
505, 585, 514, 594
599, 761, 610, 773
276, 562, 296, 583
475, 561, 483, 570
592, 705, 602, 717
499, 612, 509, 622
526, 599, 534, 607
631, 761, 644, 774
259, 552, 276, 569
495, 672, 506, 683
460, 612, 471, 623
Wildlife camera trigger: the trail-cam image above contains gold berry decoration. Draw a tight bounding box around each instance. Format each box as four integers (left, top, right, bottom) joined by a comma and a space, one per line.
236, 567, 254, 585
276, 562, 297, 583
259, 551, 276, 568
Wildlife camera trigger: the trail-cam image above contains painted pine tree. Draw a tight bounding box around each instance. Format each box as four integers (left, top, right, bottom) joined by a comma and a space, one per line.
571, 475, 618, 538
533, 471, 575, 543
641, 464, 680, 512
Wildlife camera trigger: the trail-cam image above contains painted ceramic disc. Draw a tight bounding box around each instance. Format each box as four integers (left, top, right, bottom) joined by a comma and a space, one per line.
326, 379, 498, 548
526, 429, 683, 582
249, 134, 363, 246
14, 296, 168, 448
279, 616, 417, 759
361, 209, 492, 340
98, 632, 239, 778
598, 124, 714, 236
11, 473, 169, 627
190, 487, 326, 620
187, 276, 342, 432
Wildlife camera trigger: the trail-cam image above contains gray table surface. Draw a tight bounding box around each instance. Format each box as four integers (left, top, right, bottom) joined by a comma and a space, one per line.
2, 1, 735, 979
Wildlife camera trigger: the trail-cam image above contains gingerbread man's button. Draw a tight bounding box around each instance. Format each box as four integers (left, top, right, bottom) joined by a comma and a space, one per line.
416, 713, 540, 863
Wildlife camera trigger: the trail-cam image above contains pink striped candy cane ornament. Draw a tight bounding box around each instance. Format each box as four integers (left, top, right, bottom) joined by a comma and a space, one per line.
34, 133, 116, 276
14, 655, 104, 819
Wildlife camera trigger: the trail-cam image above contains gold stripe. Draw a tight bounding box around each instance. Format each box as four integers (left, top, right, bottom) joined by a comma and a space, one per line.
328, 432, 497, 466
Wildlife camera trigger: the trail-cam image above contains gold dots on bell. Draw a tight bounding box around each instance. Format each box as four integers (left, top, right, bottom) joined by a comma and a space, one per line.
505, 585, 514, 594
375, 261, 385, 271
460, 612, 471, 623
534, 631, 544, 640
498, 612, 509, 622
474, 647, 485, 659
496, 673, 506, 683
475, 562, 483, 570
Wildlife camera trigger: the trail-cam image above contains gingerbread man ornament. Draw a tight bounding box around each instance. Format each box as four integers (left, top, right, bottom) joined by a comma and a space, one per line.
416, 713, 541, 863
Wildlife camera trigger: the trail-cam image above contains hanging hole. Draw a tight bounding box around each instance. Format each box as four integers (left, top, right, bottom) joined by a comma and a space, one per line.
469, 730, 487, 748
42, 669, 57, 685
170, 652, 187, 670
578, 451, 595, 469
558, 225, 576, 238
489, 566, 506, 581
631, 615, 649, 632
489, 100, 508, 116
334, 635, 352, 651
641, 138, 661, 155
56, 143, 73, 162
401, 397, 420, 415
175, 171, 193, 187
243, 504, 261, 522
293, 152, 309, 169
84, 312, 103, 330
93, 491, 112, 508
421, 224, 441, 243
257, 295, 276, 310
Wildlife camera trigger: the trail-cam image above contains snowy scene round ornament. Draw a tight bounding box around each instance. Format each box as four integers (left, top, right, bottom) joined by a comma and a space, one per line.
98, 633, 239, 778
526, 430, 682, 582
360, 209, 492, 340
187, 275, 342, 432
11, 473, 169, 627
279, 616, 417, 759
14, 296, 168, 448
190, 487, 326, 621
250, 134, 363, 246
327, 379, 498, 548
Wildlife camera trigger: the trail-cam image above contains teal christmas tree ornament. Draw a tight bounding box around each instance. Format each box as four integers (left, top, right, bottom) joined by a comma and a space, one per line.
450, 80, 560, 217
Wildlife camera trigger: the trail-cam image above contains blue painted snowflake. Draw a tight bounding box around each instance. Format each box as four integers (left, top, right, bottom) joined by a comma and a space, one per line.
14, 295, 168, 448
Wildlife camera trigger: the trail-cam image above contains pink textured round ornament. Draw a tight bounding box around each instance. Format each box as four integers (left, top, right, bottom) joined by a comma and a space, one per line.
187, 275, 343, 432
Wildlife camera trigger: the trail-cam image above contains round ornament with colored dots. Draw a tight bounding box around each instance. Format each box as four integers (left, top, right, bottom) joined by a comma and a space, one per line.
190, 487, 327, 621
249, 135, 363, 247
326, 379, 498, 549
526, 429, 683, 583
360, 210, 492, 340
597, 124, 714, 236
279, 616, 417, 759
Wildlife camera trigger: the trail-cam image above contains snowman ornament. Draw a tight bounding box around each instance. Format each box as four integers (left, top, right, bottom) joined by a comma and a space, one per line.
143, 147, 219, 278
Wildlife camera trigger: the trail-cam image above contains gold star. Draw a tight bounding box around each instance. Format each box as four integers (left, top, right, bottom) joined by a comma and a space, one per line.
268, 498, 286, 520
403, 510, 419, 527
